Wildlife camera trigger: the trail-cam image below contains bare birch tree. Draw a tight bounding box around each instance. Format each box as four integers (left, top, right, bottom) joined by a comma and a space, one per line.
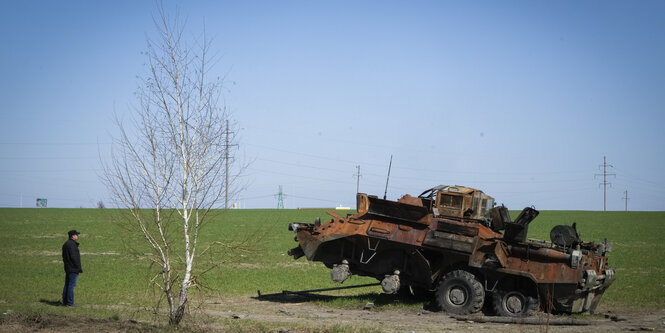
102, 8, 240, 325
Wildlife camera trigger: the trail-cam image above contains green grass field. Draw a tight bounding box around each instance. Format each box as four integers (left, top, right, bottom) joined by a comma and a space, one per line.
0, 208, 663, 324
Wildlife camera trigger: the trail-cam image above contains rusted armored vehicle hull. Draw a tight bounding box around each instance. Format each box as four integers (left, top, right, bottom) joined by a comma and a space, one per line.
289, 186, 615, 316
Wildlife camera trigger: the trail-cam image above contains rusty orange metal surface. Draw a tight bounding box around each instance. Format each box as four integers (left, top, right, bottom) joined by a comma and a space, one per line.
288, 186, 615, 315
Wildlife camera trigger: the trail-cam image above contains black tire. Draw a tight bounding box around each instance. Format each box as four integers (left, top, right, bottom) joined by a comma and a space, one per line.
491, 289, 539, 317
435, 270, 485, 315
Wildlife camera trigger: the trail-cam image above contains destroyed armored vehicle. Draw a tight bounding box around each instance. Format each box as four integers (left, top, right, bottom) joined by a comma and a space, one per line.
288, 186, 615, 316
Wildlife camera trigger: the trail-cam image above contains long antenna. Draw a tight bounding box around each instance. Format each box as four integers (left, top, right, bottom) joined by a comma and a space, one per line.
355, 165, 361, 194
383, 155, 393, 200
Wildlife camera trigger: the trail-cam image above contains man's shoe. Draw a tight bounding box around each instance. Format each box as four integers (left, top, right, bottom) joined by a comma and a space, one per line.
66, 304, 79, 307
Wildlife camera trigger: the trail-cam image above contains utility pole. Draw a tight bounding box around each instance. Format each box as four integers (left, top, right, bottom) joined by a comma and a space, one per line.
594, 156, 616, 212
225, 119, 229, 209
622, 190, 629, 212
223, 120, 239, 209
354, 165, 361, 194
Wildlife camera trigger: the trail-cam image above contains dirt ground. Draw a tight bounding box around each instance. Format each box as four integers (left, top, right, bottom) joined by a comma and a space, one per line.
212, 296, 665, 332
2, 296, 664, 332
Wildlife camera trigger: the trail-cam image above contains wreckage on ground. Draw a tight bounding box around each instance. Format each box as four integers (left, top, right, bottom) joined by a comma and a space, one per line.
288, 185, 615, 316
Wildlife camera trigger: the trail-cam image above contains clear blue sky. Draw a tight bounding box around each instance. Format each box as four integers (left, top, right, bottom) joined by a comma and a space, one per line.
1, 1, 664, 211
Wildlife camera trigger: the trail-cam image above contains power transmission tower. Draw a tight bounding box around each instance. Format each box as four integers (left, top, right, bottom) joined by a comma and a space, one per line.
622, 190, 629, 212
594, 156, 616, 212
277, 185, 284, 209
354, 165, 361, 194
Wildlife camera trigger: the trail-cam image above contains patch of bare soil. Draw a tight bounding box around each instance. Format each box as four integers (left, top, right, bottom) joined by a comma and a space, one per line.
0, 312, 161, 333
201, 296, 665, 332
2, 297, 664, 332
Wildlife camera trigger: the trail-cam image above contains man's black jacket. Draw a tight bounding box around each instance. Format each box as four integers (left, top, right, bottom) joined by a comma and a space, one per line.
62, 238, 82, 274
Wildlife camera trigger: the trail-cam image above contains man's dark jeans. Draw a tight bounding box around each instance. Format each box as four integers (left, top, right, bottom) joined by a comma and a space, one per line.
62, 272, 79, 306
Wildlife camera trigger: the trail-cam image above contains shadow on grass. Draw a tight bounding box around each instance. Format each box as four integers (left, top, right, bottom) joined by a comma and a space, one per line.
39, 299, 63, 307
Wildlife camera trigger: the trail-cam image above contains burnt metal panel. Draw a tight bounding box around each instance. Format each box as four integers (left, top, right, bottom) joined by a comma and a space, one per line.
436, 220, 479, 237
364, 195, 430, 225
422, 230, 476, 253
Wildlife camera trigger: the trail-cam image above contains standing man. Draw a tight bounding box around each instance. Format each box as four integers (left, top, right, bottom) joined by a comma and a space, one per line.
62, 229, 82, 307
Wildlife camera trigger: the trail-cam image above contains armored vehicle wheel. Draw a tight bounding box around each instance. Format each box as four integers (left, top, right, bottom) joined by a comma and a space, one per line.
435, 270, 484, 315
491, 289, 538, 317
